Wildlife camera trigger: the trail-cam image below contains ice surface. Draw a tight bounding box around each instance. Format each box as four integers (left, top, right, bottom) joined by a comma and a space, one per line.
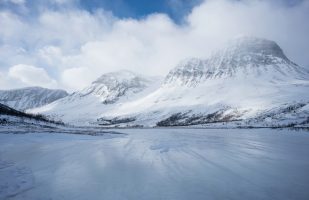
0, 160, 34, 199
0, 129, 309, 200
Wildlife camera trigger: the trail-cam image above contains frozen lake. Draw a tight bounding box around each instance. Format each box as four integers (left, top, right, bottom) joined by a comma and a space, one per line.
0, 128, 309, 200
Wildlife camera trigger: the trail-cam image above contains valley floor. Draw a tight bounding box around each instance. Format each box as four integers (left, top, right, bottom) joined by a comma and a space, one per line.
0, 128, 309, 200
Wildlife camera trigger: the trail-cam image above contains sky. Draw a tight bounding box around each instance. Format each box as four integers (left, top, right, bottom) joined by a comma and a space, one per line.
0, 0, 308, 91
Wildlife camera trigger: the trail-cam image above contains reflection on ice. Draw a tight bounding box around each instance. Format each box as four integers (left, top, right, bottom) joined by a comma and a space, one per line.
0, 128, 309, 200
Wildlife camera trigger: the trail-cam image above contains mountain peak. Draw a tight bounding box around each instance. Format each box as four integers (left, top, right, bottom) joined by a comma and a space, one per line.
73, 70, 154, 104
92, 70, 141, 84
164, 37, 308, 86
223, 36, 288, 60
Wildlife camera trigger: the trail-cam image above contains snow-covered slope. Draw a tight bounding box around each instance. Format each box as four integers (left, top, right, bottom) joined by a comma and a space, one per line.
0, 103, 64, 130
30, 70, 161, 125
94, 37, 309, 127
31, 37, 309, 127
0, 87, 68, 111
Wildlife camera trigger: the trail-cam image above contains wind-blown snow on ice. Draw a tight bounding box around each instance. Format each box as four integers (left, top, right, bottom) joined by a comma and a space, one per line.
0, 129, 309, 200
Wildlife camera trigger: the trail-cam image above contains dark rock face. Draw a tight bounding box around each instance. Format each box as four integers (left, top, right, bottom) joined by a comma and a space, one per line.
156, 110, 242, 127
97, 116, 136, 126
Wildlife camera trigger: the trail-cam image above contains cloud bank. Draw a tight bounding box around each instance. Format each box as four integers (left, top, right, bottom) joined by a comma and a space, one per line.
0, 0, 308, 91
8, 64, 58, 88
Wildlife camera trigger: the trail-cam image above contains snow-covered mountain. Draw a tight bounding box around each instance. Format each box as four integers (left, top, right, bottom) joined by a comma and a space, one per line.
82, 70, 156, 104
30, 70, 161, 125
0, 87, 68, 111
165, 37, 308, 85
31, 37, 309, 127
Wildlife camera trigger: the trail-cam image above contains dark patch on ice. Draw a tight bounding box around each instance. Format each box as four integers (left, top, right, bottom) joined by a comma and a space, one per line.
0, 160, 14, 169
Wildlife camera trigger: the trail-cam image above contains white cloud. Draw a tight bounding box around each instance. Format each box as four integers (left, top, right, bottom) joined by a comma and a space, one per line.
0, 11, 27, 43
50, 0, 76, 5
0, 72, 11, 89
0, 0, 308, 91
0, 0, 25, 5
10, 0, 24, 4
187, 0, 309, 65
8, 64, 58, 88
61, 67, 96, 91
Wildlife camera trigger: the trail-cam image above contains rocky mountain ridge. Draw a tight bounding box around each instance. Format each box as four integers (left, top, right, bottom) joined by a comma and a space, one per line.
28, 37, 309, 128
0, 87, 68, 111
